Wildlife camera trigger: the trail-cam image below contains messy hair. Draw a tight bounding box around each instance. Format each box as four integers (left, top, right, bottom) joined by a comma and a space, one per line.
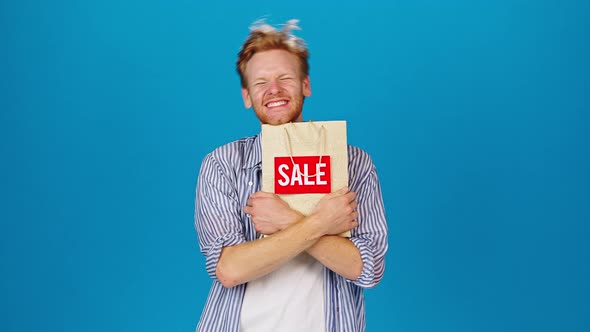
237, 19, 310, 88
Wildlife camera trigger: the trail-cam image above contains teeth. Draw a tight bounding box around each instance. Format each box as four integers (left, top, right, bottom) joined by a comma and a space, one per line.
267, 101, 287, 107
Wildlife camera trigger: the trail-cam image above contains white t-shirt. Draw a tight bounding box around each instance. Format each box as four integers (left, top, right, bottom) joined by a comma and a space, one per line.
240, 253, 325, 332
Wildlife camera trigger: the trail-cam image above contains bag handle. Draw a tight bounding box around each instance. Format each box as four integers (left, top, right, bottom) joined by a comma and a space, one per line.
283, 121, 326, 178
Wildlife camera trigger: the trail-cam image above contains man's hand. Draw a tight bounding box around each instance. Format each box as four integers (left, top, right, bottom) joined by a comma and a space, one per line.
311, 187, 359, 235
243, 191, 303, 235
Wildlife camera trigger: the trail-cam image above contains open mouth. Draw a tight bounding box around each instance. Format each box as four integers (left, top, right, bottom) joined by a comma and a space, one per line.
265, 99, 289, 109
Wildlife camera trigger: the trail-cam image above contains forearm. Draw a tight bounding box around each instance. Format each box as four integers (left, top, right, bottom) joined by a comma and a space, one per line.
279, 211, 364, 280
257, 208, 364, 280
306, 235, 363, 280
216, 215, 324, 288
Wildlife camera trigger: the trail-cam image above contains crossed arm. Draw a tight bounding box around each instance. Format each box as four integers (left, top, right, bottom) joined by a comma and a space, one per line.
216, 188, 362, 288
243, 190, 363, 279
196, 149, 387, 289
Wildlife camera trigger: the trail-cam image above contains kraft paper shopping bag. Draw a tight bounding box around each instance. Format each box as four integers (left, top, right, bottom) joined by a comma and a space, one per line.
261, 121, 350, 237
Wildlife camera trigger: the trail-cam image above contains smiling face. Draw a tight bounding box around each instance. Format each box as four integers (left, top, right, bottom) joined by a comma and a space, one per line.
241, 49, 311, 125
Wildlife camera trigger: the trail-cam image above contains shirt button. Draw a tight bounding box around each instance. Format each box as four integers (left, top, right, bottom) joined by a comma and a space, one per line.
248, 181, 253, 186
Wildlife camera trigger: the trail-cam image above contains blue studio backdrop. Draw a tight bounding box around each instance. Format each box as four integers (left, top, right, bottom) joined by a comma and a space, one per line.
1, 1, 589, 331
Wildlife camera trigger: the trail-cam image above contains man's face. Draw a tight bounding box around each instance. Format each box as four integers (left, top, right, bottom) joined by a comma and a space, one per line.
241, 49, 311, 125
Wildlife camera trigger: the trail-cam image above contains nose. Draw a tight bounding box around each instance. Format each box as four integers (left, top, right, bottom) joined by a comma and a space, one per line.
267, 78, 281, 95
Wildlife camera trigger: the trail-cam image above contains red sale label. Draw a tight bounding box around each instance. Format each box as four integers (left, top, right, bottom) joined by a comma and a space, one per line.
274, 156, 331, 194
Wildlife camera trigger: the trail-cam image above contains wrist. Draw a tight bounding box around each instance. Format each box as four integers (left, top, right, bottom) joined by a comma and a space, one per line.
282, 209, 305, 231
300, 213, 327, 239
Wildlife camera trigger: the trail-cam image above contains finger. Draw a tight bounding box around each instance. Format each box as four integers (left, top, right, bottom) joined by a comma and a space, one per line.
350, 201, 358, 210
251, 191, 275, 198
327, 186, 349, 198
343, 191, 357, 202
243, 206, 252, 215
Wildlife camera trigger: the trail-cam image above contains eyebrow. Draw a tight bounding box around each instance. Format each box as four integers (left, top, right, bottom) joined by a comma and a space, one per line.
251, 78, 267, 85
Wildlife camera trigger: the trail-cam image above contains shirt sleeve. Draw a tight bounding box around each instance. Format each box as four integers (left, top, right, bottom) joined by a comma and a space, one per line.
347, 148, 389, 288
194, 153, 247, 279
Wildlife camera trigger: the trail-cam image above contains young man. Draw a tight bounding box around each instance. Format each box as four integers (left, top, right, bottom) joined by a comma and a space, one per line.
194, 20, 388, 332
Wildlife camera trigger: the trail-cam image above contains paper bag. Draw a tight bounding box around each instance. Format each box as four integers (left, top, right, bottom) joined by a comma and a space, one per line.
261, 121, 350, 237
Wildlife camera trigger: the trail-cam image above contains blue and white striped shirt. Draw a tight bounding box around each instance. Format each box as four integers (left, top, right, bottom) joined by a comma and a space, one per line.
194, 134, 388, 331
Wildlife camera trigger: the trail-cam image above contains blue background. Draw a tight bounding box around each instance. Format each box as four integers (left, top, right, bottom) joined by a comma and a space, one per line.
1, 0, 589, 331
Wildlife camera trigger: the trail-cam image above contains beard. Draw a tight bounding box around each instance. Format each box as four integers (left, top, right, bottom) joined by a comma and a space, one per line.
253, 94, 305, 125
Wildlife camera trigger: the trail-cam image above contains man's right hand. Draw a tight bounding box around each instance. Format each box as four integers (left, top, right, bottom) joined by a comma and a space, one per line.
244, 191, 303, 235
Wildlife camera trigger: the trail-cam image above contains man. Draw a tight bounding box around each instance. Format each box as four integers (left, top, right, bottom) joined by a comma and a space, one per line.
194, 20, 388, 331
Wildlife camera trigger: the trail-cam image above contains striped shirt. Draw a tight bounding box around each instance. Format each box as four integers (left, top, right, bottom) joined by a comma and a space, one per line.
194, 134, 388, 332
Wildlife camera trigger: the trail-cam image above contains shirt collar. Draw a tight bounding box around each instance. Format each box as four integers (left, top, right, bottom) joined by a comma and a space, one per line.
242, 133, 262, 169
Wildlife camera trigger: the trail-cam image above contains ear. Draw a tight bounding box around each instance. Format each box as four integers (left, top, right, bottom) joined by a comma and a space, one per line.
303, 76, 311, 97
241, 87, 252, 108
